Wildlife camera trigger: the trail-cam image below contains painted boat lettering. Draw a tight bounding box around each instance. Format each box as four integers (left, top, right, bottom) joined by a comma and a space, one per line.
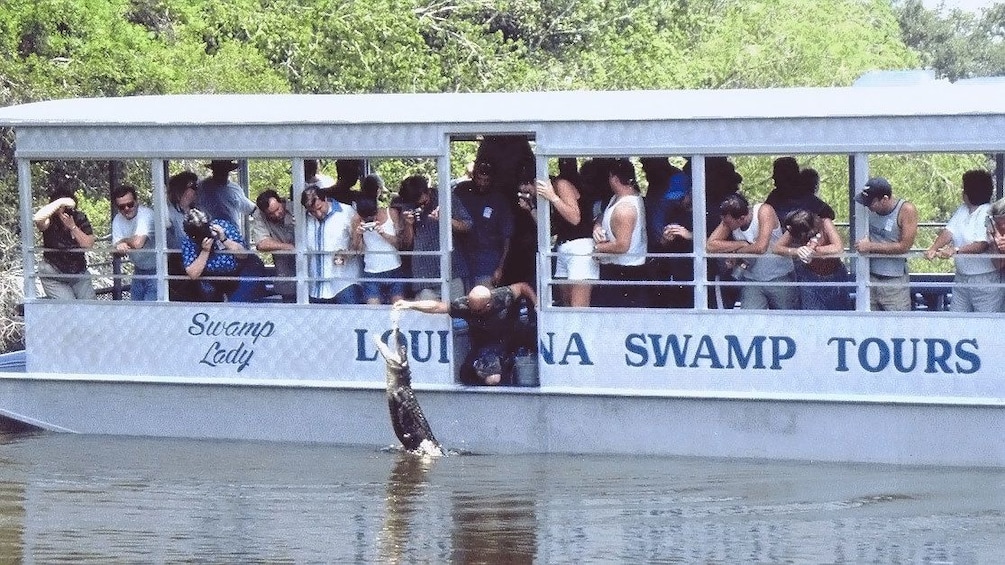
188, 312, 277, 373
354, 329, 451, 363
829, 337, 980, 374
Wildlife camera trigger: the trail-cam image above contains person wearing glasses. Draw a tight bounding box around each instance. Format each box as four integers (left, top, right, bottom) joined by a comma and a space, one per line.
111, 185, 157, 301
32, 187, 97, 300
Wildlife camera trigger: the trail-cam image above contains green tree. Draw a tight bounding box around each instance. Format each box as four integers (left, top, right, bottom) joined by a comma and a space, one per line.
895, 0, 1005, 80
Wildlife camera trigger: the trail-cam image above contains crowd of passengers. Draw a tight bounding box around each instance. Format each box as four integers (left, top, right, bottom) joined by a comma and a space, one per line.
33, 142, 1005, 315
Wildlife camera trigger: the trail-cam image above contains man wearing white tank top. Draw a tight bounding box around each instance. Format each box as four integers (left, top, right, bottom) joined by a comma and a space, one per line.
707, 192, 797, 310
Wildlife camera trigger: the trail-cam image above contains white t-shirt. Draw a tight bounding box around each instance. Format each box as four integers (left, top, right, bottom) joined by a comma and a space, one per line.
111, 205, 156, 271
948, 203, 995, 275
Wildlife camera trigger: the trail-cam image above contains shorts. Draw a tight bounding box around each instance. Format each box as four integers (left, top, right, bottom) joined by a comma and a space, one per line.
362, 266, 407, 302
554, 238, 599, 280
869, 273, 911, 312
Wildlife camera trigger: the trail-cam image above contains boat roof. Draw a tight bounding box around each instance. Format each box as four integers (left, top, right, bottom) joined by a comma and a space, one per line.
2, 84, 1004, 158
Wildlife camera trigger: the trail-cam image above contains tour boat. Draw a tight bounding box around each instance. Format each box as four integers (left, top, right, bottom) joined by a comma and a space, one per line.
2, 79, 1004, 466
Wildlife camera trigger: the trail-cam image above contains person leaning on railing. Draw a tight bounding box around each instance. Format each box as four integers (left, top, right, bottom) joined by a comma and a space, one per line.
853, 177, 919, 312
32, 187, 97, 300
985, 195, 1005, 306
181, 208, 268, 303
924, 170, 1001, 313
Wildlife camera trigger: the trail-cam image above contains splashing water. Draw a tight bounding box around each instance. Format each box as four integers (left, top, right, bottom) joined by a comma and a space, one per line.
389, 307, 402, 332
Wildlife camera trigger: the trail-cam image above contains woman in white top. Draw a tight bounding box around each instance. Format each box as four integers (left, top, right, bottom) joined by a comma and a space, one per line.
356, 178, 406, 305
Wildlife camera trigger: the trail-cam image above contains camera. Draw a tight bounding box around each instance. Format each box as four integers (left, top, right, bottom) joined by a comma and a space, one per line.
518, 189, 536, 210
361, 221, 378, 231
184, 222, 216, 243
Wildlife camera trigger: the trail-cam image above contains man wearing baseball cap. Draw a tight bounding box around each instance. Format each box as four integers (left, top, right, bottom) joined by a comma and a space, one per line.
853, 177, 919, 311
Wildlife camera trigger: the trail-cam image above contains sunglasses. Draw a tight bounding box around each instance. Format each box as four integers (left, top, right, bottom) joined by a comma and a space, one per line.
116, 201, 137, 211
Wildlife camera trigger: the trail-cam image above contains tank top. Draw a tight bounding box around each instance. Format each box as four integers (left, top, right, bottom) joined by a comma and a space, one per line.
362, 212, 401, 274
599, 193, 647, 266
731, 203, 794, 281
868, 199, 907, 277
552, 179, 595, 244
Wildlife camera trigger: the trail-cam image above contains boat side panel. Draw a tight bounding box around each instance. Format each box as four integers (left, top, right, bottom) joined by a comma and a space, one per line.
25, 302, 452, 385
1, 376, 1002, 466
537, 309, 1002, 400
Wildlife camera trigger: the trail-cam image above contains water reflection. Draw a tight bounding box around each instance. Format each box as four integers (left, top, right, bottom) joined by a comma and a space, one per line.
0, 433, 1002, 562
450, 477, 537, 564
379, 454, 435, 564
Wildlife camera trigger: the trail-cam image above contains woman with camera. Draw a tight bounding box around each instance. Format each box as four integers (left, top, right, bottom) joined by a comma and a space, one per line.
180, 208, 268, 302
355, 174, 406, 304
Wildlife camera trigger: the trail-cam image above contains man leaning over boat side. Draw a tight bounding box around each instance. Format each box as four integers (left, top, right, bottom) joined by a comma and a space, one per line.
252, 189, 297, 303
32, 187, 97, 300
853, 178, 919, 312
301, 186, 363, 304
110, 184, 157, 301
393, 283, 538, 386
706, 192, 797, 310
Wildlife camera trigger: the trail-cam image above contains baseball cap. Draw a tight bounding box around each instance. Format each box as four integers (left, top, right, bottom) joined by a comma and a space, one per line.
663, 172, 691, 202
855, 177, 892, 206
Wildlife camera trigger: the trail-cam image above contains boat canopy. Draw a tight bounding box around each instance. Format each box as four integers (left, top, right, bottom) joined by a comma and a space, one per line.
2, 84, 1005, 159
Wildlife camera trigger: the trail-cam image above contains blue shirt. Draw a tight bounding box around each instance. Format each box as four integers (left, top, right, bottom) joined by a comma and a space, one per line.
180, 219, 246, 274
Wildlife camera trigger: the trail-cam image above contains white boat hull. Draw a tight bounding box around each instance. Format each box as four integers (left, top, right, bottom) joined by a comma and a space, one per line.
2, 373, 1003, 467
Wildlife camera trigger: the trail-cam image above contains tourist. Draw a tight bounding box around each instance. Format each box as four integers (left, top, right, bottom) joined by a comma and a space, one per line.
252, 189, 297, 302
854, 177, 919, 311
32, 187, 96, 300
398, 174, 472, 300
707, 193, 797, 310
181, 208, 268, 302
302, 187, 362, 304
454, 159, 514, 290
110, 185, 157, 301
593, 158, 648, 308
773, 209, 850, 310
924, 170, 1000, 312
197, 160, 255, 235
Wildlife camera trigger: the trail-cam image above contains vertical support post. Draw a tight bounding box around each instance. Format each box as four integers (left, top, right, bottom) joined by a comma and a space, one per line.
850, 153, 870, 312
690, 155, 708, 311
18, 159, 36, 301
150, 159, 167, 301
109, 160, 123, 300
534, 152, 550, 309
291, 158, 307, 304
995, 153, 1004, 200
437, 138, 453, 304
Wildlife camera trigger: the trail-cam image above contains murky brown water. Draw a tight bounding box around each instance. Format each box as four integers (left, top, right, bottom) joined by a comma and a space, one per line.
0, 431, 1003, 563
